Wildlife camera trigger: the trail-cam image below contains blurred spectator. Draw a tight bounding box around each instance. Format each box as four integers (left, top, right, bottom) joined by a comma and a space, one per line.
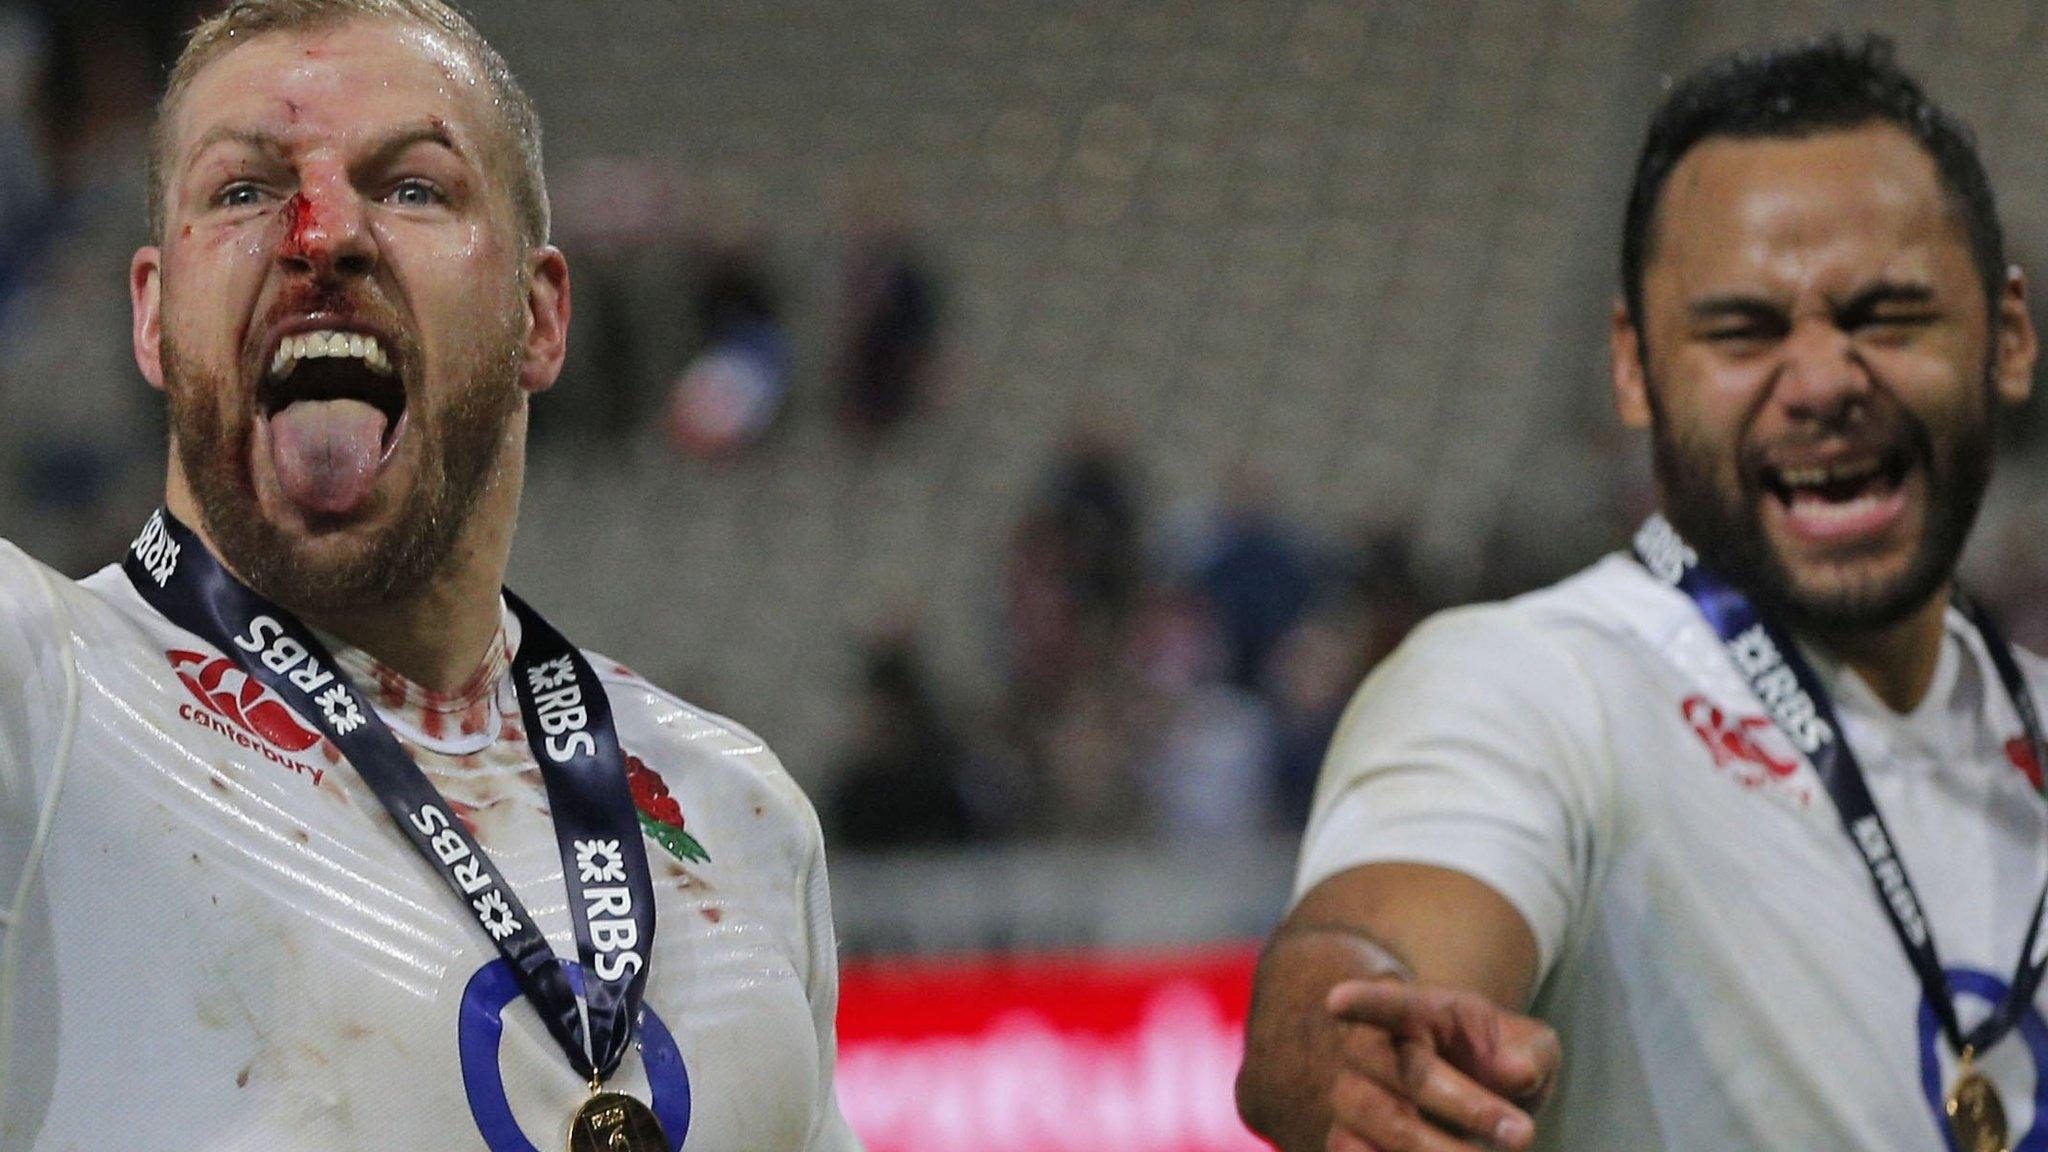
664, 237, 792, 459
833, 172, 946, 441
538, 156, 699, 449
994, 431, 1154, 836
1041, 430, 1144, 621
1003, 509, 1090, 704
549, 264, 646, 444
1128, 583, 1276, 841
1176, 468, 1319, 688
1002, 428, 1144, 697
1031, 666, 1149, 839
1145, 680, 1276, 838
1264, 608, 1371, 828
1, 1, 167, 573
0, 3, 50, 318
830, 633, 977, 849
1341, 526, 1431, 671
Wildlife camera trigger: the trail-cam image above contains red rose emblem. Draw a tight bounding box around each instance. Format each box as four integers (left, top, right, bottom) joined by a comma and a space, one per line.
625, 753, 709, 864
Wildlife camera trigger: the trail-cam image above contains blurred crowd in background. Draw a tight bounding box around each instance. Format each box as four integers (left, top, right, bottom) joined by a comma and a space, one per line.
9, 0, 2048, 873
834, 433, 1437, 847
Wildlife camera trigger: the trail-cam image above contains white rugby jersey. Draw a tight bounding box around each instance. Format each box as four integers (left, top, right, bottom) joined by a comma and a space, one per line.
0, 538, 861, 1151
1299, 554, 2048, 1151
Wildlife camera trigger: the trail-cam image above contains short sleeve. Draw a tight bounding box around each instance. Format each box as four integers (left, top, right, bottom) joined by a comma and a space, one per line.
0, 539, 73, 1144
0, 538, 71, 899
1294, 604, 1607, 979
793, 794, 865, 1152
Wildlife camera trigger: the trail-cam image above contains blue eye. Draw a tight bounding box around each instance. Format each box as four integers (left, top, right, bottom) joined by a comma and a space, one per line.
390, 179, 440, 206
219, 183, 264, 208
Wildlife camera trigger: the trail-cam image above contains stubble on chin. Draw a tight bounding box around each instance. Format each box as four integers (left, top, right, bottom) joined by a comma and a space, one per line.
1647, 393, 1990, 635
161, 333, 523, 617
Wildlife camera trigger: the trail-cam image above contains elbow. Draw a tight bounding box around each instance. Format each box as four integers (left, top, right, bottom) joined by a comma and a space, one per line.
1234, 1060, 1272, 1145
1234, 1028, 1289, 1149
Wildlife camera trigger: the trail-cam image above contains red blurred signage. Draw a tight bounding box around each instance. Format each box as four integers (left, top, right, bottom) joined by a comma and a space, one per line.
837, 945, 1270, 1152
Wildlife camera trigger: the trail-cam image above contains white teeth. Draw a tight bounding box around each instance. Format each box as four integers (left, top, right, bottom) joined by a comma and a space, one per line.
1788, 491, 1888, 520
266, 329, 393, 381
1778, 459, 1880, 490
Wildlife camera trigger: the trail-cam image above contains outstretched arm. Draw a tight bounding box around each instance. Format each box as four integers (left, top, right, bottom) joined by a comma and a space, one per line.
1241, 607, 1603, 1151
1238, 863, 1557, 1152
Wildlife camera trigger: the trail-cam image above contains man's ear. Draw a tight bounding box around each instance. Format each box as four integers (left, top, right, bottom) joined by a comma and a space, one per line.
132, 246, 165, 390
1611, 297, 1651, 429
1994, 264, 2037, 409
518, 245, 571, 395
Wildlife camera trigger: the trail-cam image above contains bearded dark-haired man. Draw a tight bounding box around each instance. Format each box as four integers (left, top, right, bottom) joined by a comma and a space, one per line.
1239, 35, 2044, 1152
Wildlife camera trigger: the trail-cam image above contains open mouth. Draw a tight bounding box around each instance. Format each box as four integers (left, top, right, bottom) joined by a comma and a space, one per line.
261, 329, 405, 442
257, 328, 409, 516
1758, 448, 1913, 537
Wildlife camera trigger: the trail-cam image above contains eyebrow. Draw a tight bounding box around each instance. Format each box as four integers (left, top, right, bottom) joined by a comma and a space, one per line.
184, 125, 289, 167
361, 121, 470, 170
1831, 282, 1937, 314
183, 120, 470, 175
1684, 280, 1939, 323
1685, 295, 1783, 323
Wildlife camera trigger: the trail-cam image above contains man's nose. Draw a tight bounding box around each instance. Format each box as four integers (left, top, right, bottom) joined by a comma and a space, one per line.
278, 170, 375, 281
1774, 320, 1872, 426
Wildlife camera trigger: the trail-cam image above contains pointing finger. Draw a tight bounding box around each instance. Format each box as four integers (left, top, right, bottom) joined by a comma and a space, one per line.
1395, 1036, 1537, 1151
1328, 979, 1559, 1107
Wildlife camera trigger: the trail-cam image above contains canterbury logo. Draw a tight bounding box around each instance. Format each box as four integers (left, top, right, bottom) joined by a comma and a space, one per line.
168, 650, 322, 753
1682, 695, 1798, 780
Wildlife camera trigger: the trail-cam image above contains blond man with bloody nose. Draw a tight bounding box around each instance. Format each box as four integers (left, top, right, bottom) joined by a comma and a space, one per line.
0, 3, 862, 1149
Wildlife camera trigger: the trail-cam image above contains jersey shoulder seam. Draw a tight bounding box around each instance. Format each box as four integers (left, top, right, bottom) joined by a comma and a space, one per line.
590, 659, 773, 753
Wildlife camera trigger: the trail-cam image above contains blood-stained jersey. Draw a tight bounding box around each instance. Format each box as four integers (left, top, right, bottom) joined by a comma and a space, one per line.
0, 538, 862, 1151
1298, 554, 2048, 1152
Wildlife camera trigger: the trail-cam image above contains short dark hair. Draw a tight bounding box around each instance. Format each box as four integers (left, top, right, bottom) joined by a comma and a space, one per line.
1621, 34, 2003, 333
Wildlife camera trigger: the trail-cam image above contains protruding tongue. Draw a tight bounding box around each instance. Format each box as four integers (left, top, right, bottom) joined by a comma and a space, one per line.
267, 398, 389, 515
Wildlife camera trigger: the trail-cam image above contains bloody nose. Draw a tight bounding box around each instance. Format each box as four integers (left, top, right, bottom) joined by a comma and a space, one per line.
280, 192, 317, 262
277, 189, 374, 279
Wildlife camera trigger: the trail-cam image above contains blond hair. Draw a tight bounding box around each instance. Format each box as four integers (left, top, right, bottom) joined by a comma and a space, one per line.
147, 0, 547, 246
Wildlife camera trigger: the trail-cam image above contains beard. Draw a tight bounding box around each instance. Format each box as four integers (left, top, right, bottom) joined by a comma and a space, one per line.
161, 310, 524, 617
1647, 373, 1995, 635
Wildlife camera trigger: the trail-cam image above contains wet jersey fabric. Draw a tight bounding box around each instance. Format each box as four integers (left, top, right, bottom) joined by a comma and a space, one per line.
0, 538, 861, 1151
1297, 554, 2048, 1151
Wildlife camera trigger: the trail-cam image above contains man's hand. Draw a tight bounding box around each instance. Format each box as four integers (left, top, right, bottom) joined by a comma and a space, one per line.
1235, 865, 1553, 1152
1320, 978, 1559, 1152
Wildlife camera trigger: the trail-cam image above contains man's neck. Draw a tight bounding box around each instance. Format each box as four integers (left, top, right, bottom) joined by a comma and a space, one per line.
299, 549, 508, 694
1808, 590, 1952, 715
166, 450, 524, 698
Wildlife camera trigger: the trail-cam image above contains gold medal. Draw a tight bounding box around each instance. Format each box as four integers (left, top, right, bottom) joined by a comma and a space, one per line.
1947, 1049, 2010, 1152
568, 1089, 669, 1152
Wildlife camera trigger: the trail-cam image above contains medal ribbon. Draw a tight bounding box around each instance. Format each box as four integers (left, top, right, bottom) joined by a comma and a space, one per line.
1634, 514, 2048, 1057
122, 509, 656, 1083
